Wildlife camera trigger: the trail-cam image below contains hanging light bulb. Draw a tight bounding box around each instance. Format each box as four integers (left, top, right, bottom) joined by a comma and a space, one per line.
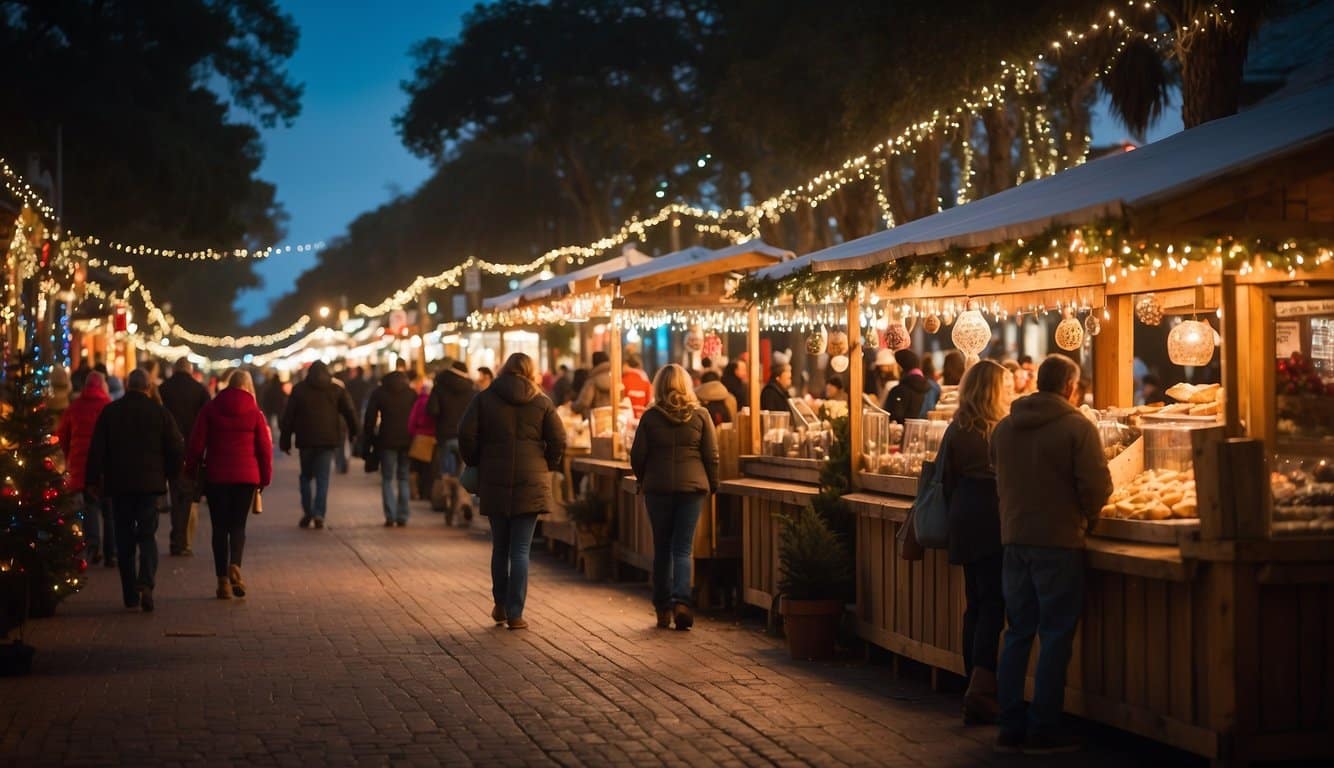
1055, 310, 1085, 351
1168, 319, 1215, 366
951, 301, 991, 358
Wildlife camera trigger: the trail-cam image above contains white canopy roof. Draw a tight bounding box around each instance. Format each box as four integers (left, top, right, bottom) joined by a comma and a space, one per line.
601, 239, 792, 286
756, 81, 1334, 280
482, 248, 652, 311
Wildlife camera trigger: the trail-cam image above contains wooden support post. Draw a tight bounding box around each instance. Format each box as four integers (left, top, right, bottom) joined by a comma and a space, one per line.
609, 314, 623, 459
1220, 272, 1242, 439
847, 297, 863, 489
748, 305, 762, 452
1093, 294, 1134, 408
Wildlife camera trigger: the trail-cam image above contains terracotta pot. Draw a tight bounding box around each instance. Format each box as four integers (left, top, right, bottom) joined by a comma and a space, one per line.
780, 597, 842, 660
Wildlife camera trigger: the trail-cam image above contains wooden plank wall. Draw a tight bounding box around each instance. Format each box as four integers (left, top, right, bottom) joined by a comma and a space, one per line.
742, 496, 793, 610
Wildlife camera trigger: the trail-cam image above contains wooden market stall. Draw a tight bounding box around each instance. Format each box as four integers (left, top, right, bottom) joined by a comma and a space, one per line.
597, 240, 792, 602
745, 83, 1334, 764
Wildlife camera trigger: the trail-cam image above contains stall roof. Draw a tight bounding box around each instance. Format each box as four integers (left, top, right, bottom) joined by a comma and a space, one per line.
756, 81, 1334, 280
482, 247, 652, 311
602, 239, 792, 293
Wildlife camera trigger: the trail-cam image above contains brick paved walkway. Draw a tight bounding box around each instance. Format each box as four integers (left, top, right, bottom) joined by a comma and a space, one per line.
1, 454, 1197, 767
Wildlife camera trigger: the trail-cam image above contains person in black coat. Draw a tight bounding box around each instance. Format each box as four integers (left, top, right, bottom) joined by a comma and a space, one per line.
428, 361, 478, 519
86, 369, 184, 612
630, 364, 719, 630
940, 360, 1010, 725
159, 357, 211, 556
279, 360, 359, 529
458, 353, 566, 631
721, 358, 750, 412
884, 349, 932, 423
759, 363, 792, 413
363, 370, 418, 527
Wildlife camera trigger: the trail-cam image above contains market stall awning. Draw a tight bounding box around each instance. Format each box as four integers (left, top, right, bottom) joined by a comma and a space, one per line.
481, 247, 652, 311
603, 239, 792, 295
757, 81, 1334, 279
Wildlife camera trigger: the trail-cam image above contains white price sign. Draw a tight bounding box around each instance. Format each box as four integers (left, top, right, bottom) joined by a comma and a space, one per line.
1275, 299, 1334, 318
1275, 320, 1301, 359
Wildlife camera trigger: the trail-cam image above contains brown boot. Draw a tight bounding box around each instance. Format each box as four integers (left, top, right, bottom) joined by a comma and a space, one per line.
216, 577, 232, 600
656, 607, 672, 629
963, 667, 1000, 725
228, 564, 246, 598
672, 603, 693, 631
491, 605, 507, 625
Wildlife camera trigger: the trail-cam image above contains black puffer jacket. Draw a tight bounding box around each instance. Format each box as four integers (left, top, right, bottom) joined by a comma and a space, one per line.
86, 391, 184, 496
428, 368, 476, 441
884, 372, 932, 423
631, 405, 719, 495
759, 380, 790, 413
159, 371, 210, 442
458, 372, 567, 518
363, 371, 417, 451
279, 361, 359, 451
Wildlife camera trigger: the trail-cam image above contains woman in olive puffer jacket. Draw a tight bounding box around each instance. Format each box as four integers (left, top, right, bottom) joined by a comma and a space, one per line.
630, 364, 719, 630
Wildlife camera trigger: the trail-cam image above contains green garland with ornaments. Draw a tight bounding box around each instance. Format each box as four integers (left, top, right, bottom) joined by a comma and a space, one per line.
735, 220, 1334, 307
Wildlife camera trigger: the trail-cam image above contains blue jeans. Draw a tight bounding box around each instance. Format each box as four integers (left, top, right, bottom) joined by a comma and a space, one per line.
298, 447, 335, 520
645, 493, 704, 608
112, 494, 160, 606
379, 448, 411, 523
489, 514, 539, 620
438, 438, 461, 477
997, 545, 1085, 739
80, 491, 115, 563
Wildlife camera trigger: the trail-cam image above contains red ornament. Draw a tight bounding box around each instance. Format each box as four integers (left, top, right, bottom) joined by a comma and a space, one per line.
43, 488, 59, 501
2, 487, 18, 499
76, 558, 88, 573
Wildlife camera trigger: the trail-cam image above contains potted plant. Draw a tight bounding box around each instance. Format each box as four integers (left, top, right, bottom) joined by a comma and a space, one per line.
566, 496, 613, 581
777, 504, 851, 660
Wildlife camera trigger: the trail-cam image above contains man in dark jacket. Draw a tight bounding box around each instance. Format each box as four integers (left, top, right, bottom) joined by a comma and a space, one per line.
86, 369, 184, 612
428, 361, 477, 520
159, 357, 211, 556
990, 355, 1112, 754
759, 363, 792, 413
721, 358, 750, 412
363, 369, 417, 526
280, 360, 359, 529
345, 366, 372, 412
883, 349, 932, 423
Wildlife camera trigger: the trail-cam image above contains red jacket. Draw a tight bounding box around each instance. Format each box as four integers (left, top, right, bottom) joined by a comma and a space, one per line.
57, 375, 111, 491
408, 389, 435, 438
185, 387, 273, 487
623, 368, 652, 418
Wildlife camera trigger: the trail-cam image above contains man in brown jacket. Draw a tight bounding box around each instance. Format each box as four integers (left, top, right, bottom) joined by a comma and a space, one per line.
990, 354, 1112, 755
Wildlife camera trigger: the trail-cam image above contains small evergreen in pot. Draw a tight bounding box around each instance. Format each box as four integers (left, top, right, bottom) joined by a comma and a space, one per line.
777, 504, 851, 660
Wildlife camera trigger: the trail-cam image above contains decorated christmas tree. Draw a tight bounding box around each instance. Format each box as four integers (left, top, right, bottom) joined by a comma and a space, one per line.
0, 348, 85, 621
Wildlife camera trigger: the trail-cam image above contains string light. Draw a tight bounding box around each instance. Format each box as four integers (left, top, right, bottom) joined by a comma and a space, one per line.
81, 235, 326, 262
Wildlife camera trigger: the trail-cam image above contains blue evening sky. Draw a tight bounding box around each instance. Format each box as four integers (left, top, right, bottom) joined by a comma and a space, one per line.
236, 3, 1184, 324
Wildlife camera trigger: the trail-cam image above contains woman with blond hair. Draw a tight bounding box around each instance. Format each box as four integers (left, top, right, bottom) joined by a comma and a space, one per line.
630, 363, 719, 630
185, 367, 272, 599
942, 360, 1012, 724
459, 353, 566, 630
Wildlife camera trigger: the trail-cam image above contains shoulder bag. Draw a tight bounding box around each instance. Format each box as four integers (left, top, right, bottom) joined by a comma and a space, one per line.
909, 430, 952, 549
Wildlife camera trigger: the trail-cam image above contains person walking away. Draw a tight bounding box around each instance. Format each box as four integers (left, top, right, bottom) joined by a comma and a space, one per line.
459, 353, 566, 630
990, 355, 1112, 754
571, 351, 612, 417
694, 370, 737, 425
942, 360, 1011, 725
884, 349, 932, 423
332, 374, 351, 475
363, 366, 417, 526
279, 360, 359, 529
621, 351, 652, 417
70, 356, 92, 394
407, 377, 436, 502
258, 370, 287, 435
759, 363, 792, 413
630, 364, 719, 630
720, 359, 749, 412
185, 370, 272, 599
345, 366, 372, 414
551, 365, 573, 407
160, 357, 211, 556
428, 360, 476, 523
85, 369, 184, 612
56, 372, 114, 566
46, 365, 72, 423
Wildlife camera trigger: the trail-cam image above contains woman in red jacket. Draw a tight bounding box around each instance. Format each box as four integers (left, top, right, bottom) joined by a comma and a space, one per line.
186, 370, 273, 599
57, 372, 114, 565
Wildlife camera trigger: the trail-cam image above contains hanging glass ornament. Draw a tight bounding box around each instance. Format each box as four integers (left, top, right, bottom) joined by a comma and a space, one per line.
805, 326, 828, 355
922, 314, 941, 334
1055, 311, 1085, 351
827, 330, 849, 357
1135, 294, 1164, 326
883, 321, 911, 351
702, 333, 723, 360
951, 303, 992, 357
1084, 311, 1102, 337
1168, 319, 1215, 366
829, 354, 850, 373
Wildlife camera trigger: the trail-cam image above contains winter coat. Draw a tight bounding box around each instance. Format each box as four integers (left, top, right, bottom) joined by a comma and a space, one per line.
46, 365, 72, 418
940, 422, 1001, 565
428, 368, 476, 441
721, 370, 750, 412
622, 368, 652, 417
458, 372, 567, 518
259, 376, 287, 418
345, 375, 372, 413
363, 371, 417, 451
185, 387, 273, 488
694, 380, 737, 425
572, 361, 612, 416
409, 389, 435, 438
552, 373, 574, 406
160, 370, 211, 444
86, 391, 184, 496
56, 375, 111, 491
279, 361, 359, 451
630, 405, 719, 496
990, 392, 1113, 550
884, 372, 932, 423
759, 380, 790, 413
